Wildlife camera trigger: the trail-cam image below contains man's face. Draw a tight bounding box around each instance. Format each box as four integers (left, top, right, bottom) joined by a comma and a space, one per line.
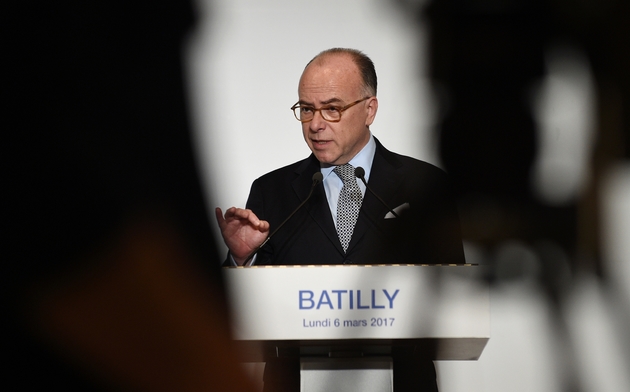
298, 54, 378, 166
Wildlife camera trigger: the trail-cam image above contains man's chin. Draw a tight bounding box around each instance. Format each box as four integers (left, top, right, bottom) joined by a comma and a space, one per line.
316, 157, 341, 166
312, 151, 336, 165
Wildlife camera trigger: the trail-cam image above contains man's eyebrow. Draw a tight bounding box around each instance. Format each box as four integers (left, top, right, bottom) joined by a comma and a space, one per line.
298, 98, 343, 106
321, 98, 343, 105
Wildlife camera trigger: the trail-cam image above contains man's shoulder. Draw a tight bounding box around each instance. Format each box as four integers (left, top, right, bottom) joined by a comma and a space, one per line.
253, 155, 316, 185
375, 140, 447, 178
393, 151, 443, 171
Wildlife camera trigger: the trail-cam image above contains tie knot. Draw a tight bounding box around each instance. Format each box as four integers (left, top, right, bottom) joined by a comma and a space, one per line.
333, 163, 356, 184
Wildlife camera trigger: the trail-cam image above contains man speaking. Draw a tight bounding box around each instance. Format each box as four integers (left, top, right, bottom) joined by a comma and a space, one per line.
216, 48, 465, 391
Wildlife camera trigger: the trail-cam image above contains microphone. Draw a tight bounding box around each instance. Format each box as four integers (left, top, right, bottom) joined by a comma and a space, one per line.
354, 166, 399, 219
242, 171, 323, 265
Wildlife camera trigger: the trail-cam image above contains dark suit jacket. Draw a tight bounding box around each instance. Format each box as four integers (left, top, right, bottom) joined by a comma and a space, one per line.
246, 138, 462, 392
246, 138, 465, 266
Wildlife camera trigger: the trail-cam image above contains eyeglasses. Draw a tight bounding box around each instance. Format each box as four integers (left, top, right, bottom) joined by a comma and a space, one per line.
290, 97, 371, 123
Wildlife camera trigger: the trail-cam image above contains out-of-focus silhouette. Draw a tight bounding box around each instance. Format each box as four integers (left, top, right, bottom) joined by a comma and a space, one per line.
5, 1, 254, 390
417, 0, 630, 277
392, 0, 630, 390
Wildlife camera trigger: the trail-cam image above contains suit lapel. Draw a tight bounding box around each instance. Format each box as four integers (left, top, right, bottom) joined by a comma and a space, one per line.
292, 156, 345, 255
346, 139, 404, 253
290, 140, 404, 258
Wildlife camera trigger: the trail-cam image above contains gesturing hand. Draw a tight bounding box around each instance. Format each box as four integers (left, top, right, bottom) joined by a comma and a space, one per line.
215, 207, 270, 265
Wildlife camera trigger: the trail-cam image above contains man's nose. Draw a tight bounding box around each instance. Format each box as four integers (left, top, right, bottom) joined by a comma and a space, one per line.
309, 110, 326, 131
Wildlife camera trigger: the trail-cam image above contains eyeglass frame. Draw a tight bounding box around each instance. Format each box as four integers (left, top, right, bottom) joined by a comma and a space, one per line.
290, 96, 372, 123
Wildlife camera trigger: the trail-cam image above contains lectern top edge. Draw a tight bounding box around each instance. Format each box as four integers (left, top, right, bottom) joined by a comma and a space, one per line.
223, 263, 479, 269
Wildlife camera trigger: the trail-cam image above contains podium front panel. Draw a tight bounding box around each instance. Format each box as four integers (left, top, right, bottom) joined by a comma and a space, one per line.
224, 265, 489, 360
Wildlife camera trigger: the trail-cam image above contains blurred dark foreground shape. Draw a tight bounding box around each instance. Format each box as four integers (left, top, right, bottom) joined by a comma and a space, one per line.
5, 1, 255, 390
413, 0, 630, 288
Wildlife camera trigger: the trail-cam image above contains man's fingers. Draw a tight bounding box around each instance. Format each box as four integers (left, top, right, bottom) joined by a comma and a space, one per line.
222, 207, 243, 222
230, 208, 261, 227
258, 220, 270, 232
217, 207, 267, 232
214, 207, 225, 226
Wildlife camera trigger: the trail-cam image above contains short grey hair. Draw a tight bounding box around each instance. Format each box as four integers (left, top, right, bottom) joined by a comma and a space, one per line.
307, 48, 377, 96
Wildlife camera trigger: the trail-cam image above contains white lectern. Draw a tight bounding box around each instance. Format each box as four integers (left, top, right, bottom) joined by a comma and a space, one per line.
224, 264, 489, 391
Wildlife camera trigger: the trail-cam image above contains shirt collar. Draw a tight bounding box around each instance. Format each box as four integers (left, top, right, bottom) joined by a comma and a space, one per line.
320, 134, 376, 182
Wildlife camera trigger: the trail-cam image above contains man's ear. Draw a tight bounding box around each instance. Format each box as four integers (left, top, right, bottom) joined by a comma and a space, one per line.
365, 96, 378, 126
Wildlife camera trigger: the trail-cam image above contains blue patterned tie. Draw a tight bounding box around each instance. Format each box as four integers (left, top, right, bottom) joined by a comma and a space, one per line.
334, 163, 363, 252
